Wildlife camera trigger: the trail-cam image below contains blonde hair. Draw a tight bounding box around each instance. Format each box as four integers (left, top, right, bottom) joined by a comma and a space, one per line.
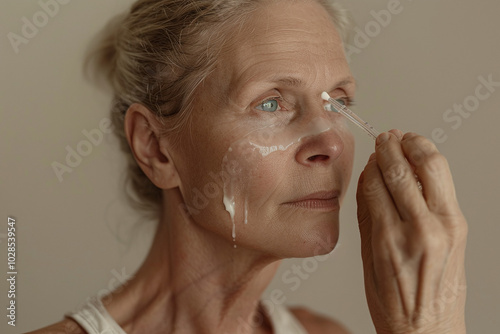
85, 0, 352, 219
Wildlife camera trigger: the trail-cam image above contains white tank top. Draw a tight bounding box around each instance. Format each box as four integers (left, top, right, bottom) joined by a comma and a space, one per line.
65, 296, 308, 334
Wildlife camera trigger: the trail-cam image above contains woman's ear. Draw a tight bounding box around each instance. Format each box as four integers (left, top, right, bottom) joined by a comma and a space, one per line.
124, 103, 181, 189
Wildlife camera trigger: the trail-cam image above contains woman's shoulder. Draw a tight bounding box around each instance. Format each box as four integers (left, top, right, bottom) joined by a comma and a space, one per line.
25, 318, 86, 334
289, 306, 351, 334
25, 308, 348, 334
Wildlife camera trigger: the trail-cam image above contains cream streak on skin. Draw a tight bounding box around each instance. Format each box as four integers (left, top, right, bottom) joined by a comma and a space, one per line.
222, 117, 334, 248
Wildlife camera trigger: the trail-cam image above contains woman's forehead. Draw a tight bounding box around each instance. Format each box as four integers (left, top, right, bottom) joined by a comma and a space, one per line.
236, 0, 342, 51
213, 0, 351, 98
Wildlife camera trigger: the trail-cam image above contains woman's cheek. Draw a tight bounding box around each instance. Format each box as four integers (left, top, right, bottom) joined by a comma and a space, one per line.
220, 117, 331, 206
195, 113, 353, 246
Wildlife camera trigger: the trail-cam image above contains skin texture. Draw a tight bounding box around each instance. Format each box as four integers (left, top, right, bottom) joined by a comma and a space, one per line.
28, 0, 467, 333
357, 130, 467, 334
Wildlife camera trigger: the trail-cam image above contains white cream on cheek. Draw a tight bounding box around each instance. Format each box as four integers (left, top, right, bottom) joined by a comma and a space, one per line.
247, 117, 332, 157
221, 116, 334, 248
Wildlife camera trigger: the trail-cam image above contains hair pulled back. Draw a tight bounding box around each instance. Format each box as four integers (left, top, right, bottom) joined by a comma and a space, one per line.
86, 0, 352, 218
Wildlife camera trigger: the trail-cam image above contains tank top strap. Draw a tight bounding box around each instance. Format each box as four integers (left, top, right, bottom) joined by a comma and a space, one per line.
64, 296, 127, 334
65, 296, 308, 334
260, 302, 309, 334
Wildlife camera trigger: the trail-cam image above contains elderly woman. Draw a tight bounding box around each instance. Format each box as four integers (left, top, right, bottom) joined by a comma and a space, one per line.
29, 0, 467, 333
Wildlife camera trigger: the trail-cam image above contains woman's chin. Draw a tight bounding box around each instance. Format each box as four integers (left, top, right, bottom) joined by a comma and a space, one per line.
218, 212, 340, 259
303, 220, 340, 256
270, 218, 340, 259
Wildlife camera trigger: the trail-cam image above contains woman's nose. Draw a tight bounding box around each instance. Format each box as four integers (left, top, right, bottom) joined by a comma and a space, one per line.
294, 120, 345, 167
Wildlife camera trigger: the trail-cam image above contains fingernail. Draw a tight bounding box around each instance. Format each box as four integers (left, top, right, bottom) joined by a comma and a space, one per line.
393, 129, 404, 140
403, 132, 418, 140
376, 132, 390, 145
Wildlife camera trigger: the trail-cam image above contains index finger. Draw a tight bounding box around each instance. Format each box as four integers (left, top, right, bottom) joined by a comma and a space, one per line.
375, 132, 428, 221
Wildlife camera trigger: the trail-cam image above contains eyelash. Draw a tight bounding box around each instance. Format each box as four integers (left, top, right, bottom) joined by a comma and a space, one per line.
256, 96, 287, 112
254, 95, 356, 112
334, 96, 356, 107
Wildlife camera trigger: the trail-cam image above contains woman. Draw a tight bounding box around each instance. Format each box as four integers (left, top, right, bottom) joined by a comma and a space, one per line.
29, 0, 467, 333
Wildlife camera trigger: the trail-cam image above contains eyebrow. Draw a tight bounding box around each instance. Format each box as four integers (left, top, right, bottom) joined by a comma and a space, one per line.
232, 74, 357, 105
273, 75, 357, 91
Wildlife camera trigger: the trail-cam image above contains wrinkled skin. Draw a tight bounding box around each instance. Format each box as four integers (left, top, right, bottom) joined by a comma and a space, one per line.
357, 130, 467, 334
29, 0, 468, 333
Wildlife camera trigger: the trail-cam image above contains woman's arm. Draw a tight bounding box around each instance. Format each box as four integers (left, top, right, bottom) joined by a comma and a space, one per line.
357, 130, 467, 334
25, 319, 86, 334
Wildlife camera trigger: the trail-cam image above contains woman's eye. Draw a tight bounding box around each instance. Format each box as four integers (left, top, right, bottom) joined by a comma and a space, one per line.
336, 99, 346, 106
256, 99, 281, 112
324, 98, 350, 112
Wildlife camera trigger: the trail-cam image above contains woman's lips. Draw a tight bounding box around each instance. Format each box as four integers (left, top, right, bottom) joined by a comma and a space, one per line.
282, 191, 340, 212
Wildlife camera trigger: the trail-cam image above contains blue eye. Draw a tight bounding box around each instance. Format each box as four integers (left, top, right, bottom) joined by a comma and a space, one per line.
336, 99, 346, 106
324, 98, 348, 112
256, 99, 280, 112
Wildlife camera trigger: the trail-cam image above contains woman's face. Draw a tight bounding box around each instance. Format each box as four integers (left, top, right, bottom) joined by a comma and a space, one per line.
171, 0, 356, 258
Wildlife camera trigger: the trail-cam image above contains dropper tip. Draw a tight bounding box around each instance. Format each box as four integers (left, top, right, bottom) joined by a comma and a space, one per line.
321, 91, 331, 101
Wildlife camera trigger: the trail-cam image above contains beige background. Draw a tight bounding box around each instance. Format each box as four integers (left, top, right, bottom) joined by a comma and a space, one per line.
1, 0, 499, 333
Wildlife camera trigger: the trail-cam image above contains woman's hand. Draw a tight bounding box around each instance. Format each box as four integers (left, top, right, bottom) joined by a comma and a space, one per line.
356, 130, 468, 334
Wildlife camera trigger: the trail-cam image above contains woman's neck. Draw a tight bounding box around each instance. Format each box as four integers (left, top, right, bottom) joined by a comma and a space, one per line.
103, 189, 280, 334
